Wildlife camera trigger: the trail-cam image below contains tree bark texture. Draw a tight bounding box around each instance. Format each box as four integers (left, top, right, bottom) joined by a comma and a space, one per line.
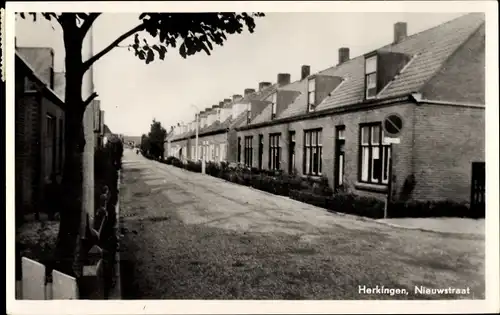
54, 22, 87, 277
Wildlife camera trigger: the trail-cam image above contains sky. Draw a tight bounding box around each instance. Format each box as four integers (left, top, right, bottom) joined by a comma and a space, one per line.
15, 12, 466, 136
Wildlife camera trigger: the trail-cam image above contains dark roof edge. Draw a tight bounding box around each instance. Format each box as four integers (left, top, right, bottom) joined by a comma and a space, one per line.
418, 21, 485, 97
170, 127, 229, 143
16, 52, 65, 108
236, 94, 414, 131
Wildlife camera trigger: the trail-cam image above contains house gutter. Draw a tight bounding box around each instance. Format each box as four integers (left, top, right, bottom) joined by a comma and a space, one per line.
237, 93, 414, 131
411, 93, 484, 108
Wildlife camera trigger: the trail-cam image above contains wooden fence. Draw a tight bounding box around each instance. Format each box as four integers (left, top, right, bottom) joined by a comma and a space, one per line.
16, 257, 78, 300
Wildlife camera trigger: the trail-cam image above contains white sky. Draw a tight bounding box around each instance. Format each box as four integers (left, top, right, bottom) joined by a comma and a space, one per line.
15, 12, 465, 136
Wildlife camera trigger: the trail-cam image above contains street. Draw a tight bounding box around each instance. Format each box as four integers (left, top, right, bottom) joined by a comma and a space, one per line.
119, 149, 485, 299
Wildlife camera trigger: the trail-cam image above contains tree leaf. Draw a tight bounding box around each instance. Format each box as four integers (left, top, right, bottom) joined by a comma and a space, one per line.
145, 49, 155, 64
180, 42, 187, 58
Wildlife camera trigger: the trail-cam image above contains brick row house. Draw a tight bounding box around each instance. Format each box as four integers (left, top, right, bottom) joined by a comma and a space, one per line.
15, 45, 105, 220
168, 13, 485, 205
15, 49, 66, 219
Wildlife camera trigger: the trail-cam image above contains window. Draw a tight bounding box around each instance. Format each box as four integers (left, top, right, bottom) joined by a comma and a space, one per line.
359, 123, 391, 184
50, 67, 55, 90
303, 129, 322, 176
258, 134, 264, 169
24, 77, 37, 92
271, 93, 277, 120
335, 126, 346, 190
269, 133, 281, 170
244, 136, 253, 167
365, 55, 377, 99
289, 131, 296, 173
237, 137, 241, 163
307, 78, 316, 112
210, 144, 215, 161
45, 114, 57, 176
246, 103, 251, 124
58, 118, 64, 171
220, 143, 226, 162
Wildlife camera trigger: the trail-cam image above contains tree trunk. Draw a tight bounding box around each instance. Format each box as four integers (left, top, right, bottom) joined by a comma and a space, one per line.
53, 25, 87, 277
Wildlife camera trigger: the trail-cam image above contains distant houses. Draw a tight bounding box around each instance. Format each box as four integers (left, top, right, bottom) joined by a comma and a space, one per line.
168, 13, 485, 206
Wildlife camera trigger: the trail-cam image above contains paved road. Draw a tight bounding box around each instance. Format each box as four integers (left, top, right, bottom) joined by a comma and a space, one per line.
121, 149, 391, 237
118, 149, 484, 299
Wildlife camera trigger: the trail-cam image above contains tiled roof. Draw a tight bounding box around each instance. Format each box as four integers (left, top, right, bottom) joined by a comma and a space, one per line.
317, 13, 485, 110
233, 85, 279, 128
253, 79, 305, 123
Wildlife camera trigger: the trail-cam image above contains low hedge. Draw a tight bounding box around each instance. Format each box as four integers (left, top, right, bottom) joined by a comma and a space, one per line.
160, 157, 478, 219
288, 189, 476, 219
289, 190, 385, 219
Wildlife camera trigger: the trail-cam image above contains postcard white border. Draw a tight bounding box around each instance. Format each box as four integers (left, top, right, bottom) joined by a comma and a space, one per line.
5, 1, 499, 314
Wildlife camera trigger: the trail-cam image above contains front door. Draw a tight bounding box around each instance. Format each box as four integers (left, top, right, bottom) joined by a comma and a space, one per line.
334, 126, 345, 191
288, 131, 296, 173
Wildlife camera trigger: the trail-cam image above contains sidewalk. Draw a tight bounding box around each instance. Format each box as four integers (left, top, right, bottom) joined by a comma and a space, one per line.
377, 218, 485, 235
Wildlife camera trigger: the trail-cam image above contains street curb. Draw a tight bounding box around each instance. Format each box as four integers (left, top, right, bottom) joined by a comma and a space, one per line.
154, 160, 481, 237
373, 220, 484, 237
108, 169, 122, 299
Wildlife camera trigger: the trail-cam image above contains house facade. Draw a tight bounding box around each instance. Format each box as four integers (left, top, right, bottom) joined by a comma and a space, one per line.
15, 50, 66, 217
167, 13, 485, 205
235, 14, 485, 204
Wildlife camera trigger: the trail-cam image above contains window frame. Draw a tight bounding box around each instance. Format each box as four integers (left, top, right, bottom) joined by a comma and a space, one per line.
237, 137, 241, 162
303, 128, 323, 176
307, 77, 316, 112
258, 134, 264, 169
358, 122, 391, 185
335, 125, 346, 190
244, 136, 253, 167
288, 131, 296, 173
271, 93, 277, 120
268, 133, 281, 171
364, 55, 378, 99
246, 103, 252, 124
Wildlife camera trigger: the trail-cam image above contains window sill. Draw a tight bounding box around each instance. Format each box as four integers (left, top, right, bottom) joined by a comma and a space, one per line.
300, 174, 323, 182
354, 182, 388, 193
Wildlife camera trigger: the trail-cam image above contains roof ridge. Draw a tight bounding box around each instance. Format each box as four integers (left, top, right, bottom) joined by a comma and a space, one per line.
418, 19, 485, 95
313, 13, 484, 78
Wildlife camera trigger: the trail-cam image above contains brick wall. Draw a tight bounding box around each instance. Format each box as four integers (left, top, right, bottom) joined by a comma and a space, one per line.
196, 132, 228, 162
16, 92, 42, 213
412, 104, 485, 202
240, 102, 416, 201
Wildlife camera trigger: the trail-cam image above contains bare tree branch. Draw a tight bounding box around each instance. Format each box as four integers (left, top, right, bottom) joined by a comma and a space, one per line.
82, 22, 147, 71
80, 13, 101, 38
83, 92, 99, 107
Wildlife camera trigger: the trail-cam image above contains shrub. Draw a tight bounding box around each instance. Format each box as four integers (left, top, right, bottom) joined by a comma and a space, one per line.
205, 161, 221, 177
165, 156, 178, 165
185, 160, 202, 173
170, 157, 184, 168
289, 190, 385, 219
388, 199, 472, 218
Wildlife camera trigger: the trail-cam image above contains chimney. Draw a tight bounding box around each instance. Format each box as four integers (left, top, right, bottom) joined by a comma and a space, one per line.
277, 73, 291, 86
301, 65, 311, 80
338, 47, 350, 64
244, 88, 255, 96
259, 82, 272, 91
394, 22, 407, 44
232, 94, 242, 102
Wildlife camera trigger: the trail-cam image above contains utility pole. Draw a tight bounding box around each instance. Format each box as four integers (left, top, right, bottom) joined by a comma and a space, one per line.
195, 113, 199, 160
